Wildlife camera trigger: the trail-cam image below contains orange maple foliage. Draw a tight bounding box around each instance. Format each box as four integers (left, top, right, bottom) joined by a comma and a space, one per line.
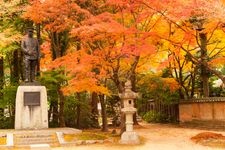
162, 78, 180, 92
49, 0, 160, 95
49, 49, 110, 95
40, 41, 53, 71
72, 2, 158, 62
23, 0, 90, 32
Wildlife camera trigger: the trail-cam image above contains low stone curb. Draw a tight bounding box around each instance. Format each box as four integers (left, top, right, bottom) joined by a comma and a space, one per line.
61, 139, 114, 146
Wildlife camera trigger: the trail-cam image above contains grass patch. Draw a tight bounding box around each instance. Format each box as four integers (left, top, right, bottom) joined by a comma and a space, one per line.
63, 129, 145, 146
0, 137, 6, 145
64, 132, 108, 142
76, 132, 107, 140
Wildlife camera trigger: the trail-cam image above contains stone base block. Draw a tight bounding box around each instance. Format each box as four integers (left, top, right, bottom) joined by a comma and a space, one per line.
15, 86, 48, 129
120, 131, 140, 144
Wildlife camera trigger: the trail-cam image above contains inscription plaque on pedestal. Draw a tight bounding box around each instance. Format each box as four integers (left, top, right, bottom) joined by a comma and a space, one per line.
24, 92, 40, 106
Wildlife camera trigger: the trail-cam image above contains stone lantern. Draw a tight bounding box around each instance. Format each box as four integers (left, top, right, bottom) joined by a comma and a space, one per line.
119, 80, 140, 144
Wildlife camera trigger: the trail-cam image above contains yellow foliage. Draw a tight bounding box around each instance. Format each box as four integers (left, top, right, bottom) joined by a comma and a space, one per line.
162, 78, 180, 92
62, 79, 110, 96
138, 73, 180, 92
0, 29, 22, 48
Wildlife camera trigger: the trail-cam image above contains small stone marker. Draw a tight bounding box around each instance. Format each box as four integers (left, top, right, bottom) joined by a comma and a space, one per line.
6, 133, 13, 146
56, 132, 65, 144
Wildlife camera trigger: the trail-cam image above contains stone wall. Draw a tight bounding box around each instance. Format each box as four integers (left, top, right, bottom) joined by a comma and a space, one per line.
179, 97, 225, 123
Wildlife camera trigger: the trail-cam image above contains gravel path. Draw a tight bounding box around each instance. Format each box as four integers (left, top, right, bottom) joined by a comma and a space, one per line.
53, 123, 225, 150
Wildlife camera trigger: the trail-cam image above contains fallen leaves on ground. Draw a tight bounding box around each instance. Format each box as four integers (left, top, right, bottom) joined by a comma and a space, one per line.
191, 132, 225, 148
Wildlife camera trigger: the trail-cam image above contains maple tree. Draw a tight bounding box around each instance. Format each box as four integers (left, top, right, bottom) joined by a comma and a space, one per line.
66, 0, 166, 131
36, 0, 161, 131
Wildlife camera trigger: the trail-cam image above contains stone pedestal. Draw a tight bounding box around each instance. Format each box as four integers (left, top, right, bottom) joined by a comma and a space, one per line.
15, 86, 48, 129
120, 107, 140, 144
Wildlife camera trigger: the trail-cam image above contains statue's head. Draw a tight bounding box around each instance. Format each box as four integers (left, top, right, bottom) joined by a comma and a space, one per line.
26, 27, 34, 38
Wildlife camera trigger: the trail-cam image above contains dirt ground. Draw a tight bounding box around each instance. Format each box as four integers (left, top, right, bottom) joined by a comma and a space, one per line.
53, 122, 225, 150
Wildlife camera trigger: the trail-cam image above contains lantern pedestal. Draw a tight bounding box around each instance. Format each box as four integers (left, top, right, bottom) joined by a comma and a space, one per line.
120, 131, 140, 144
120, 107, 140, 144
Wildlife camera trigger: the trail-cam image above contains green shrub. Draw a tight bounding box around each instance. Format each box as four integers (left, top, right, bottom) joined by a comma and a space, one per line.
143, 111, 167, 123
0, 116, 14, 129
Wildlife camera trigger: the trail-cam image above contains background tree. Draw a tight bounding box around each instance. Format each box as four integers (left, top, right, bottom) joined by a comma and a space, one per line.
0, 0, 31, 127
140, 0, 225, 98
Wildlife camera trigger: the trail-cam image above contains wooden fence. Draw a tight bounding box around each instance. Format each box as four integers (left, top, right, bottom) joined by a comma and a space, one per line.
140, 99, 179, 122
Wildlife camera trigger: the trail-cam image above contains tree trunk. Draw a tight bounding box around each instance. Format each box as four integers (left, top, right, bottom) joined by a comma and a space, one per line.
119, 94, 126, 135
99, 94, 108, 132
58, 87, 65, 127
11, 49, 19, 84
91, 92, 99, 128
48, 30, 69, 127
48, 103, 52, 122
76, 93, 81, 129
190, 65, 197, 98
130, 70, 139, 125
19, 48, 24, 81
133, 101, 138, 125
0, 56, 3, 89
114, 80, 126, 135
49, 31, 68, 60
49, 103, 58, 126
36, 23, 41, 76
0, 56, 4, 116
112, 64, 126, 134
51, 100, 59, 126
120, 112, 126, 135
199, 32, 209, 97
49, 32, 61, 59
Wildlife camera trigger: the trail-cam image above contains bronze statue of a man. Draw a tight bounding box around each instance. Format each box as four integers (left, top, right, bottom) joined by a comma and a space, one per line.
21, 28, 40, 82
